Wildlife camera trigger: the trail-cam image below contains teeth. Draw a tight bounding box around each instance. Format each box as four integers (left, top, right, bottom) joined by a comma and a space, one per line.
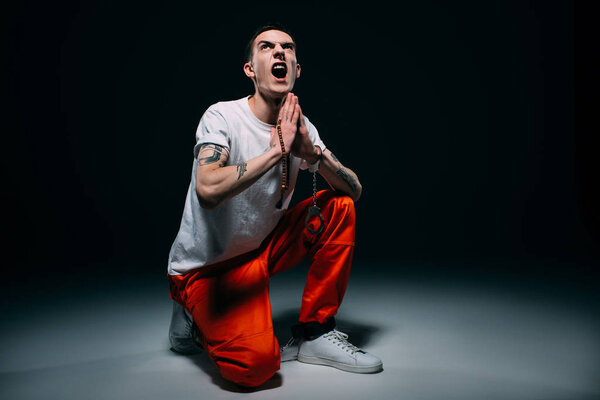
274, 65, 285, 69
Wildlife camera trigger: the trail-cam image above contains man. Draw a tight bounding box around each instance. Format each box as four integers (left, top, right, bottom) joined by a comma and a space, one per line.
167, 24, 382, 388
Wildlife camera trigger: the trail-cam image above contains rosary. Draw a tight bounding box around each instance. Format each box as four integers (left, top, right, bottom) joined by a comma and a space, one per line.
275, 119, 325, 235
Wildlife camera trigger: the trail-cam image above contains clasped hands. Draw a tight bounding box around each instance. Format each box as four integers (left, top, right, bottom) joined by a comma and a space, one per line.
270, 92, 318, 163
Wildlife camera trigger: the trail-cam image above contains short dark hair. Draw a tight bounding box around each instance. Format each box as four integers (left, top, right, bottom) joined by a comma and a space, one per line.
244, 23, 296, 62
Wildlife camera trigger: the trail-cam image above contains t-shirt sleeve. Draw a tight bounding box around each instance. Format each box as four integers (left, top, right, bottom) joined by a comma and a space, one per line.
193, 106, 231, 159
299, 116, 327, 170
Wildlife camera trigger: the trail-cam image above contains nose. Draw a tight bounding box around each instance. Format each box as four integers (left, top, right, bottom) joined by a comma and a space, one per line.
273, 44, 285, 60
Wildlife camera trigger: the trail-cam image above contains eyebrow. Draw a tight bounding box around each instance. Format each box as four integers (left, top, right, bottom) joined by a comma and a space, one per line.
256, 40, 295, 49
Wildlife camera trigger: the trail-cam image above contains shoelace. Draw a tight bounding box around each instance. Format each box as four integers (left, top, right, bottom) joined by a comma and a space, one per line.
280, 336, 299, 352
324, 329, 362, 355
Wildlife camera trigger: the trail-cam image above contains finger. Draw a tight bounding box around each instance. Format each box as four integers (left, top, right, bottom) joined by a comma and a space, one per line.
278, 94, 296, 123
278, 94, 290, 120
285, 94, 295, 122
297, 104, 306, 127
291, 103, 300, 125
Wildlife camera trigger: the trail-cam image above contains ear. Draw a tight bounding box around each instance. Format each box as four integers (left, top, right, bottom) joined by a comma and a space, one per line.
296, 63, 301, 79
244, 62, 255, 79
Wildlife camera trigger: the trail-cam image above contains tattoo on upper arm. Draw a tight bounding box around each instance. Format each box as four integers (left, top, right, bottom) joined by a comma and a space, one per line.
330, 151, 340, 163
197, 144, 228, 166
236, 163, 247, 180
336, 167, 359, 193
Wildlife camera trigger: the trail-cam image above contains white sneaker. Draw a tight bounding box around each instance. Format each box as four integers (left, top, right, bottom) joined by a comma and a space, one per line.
168, 301, 203, 354
279, 336, 301, 362
297, 329, 383, 373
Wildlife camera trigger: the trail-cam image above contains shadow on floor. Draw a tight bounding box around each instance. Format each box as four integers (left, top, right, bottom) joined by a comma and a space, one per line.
272, 308, 382, 348
180, 351, 283, 393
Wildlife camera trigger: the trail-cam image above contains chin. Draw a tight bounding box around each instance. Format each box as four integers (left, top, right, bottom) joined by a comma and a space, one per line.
265, 86, 293, 99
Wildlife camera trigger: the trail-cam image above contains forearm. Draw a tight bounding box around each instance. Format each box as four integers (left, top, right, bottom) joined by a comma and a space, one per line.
196, 146, 282, 209
317, 148, 362, 202
290, 101, 361, 201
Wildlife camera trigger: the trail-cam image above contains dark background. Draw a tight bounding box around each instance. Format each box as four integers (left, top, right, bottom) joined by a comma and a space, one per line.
2, 0, 598, 282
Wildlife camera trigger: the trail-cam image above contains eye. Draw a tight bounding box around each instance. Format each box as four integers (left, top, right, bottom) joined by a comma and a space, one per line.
283, 43, 294, 50
260, 43, 271, 50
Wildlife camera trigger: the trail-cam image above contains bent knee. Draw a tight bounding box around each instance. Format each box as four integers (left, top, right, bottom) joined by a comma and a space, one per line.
333, 193, 355, 211
212, 332, 280, 387
319, 191, 355, 212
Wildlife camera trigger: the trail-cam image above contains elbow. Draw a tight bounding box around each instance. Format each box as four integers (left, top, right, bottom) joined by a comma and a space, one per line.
195, 183, 221, 210
351, 184, 362, 202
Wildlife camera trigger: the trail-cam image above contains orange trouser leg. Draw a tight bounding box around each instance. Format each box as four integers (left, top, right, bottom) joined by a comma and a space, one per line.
168, 190, 355, 387
173, 258, 280, 388
265, 190, 356, 323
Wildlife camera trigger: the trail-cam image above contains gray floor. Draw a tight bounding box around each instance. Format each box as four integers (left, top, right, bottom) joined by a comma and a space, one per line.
1, 261, 599, 399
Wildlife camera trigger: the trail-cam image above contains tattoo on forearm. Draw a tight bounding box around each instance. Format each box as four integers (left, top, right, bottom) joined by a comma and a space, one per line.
236, 163, 247, 180
197, 144, 228, 166
330, 152, 340, 163
336, 167, 359, 193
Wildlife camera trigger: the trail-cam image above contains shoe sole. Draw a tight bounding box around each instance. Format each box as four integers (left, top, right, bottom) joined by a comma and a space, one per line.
280, 354, 298, 362
297, 354, 383, 374
170, 345, 203, 355
280, 351, 298, 362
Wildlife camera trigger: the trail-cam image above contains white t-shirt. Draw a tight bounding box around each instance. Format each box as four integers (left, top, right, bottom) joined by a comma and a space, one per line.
167, 96, 326, 276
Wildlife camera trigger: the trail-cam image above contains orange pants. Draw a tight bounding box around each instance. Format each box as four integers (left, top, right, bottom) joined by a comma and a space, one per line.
168, 190, 356, 387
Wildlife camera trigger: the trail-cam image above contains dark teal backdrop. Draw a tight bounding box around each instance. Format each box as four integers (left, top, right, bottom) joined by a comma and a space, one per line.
3, 1, 598, 278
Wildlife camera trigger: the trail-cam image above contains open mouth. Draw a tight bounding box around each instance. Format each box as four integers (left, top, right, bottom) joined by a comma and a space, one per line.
271, 62, 287, 79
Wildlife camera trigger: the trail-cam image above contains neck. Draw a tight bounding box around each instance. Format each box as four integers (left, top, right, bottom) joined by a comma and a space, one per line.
248, 90, 286, 125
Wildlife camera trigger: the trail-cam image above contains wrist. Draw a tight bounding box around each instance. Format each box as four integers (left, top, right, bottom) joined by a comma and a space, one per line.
306, 145, 322, 165
268, 145, 283, 160
306, 145, 322, 173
